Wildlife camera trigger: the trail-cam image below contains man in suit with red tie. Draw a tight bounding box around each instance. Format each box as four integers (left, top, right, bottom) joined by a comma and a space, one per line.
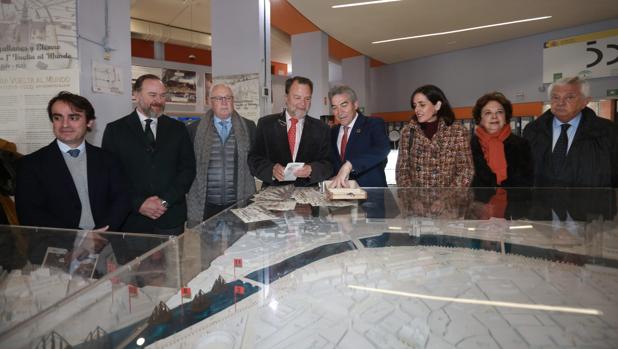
328, 85, 390, 188
248, 76, 331, 187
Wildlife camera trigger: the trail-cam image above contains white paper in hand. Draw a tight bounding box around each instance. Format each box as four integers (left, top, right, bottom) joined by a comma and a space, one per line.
283, 162, 305, 181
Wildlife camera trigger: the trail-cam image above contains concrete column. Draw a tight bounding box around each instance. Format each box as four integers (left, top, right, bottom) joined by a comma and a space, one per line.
153, 41, 165, 60
211, 0, 271, 118
78, 0, 133, 146
291, 31, 329, 118
342, 55, 371, 114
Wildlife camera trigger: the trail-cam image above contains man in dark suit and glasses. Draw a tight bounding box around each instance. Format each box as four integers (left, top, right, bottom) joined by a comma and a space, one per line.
102, 74, 196, 235
248, 76, 332, 187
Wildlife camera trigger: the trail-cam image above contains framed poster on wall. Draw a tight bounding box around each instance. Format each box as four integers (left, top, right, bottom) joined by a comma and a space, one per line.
162, 69, 197, 105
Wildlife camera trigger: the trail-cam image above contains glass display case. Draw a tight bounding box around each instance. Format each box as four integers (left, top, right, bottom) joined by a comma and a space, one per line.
0, 225, 171, 345
2, 187, 617, 348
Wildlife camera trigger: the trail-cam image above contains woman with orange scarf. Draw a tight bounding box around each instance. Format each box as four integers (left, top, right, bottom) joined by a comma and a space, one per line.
470, 92, 533, 187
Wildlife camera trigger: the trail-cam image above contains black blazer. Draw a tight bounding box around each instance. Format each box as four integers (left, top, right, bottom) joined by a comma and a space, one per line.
523, 107, 618, 187
330, 113, 390, 187
470, 133, 534, 187
248, 112, 332, 186
102, 111, 196, 233
16, 141, 130, 231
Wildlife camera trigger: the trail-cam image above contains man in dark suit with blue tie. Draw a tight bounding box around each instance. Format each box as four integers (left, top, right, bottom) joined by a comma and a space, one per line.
16, 92, 130, 231
248, 76, 331, 187
102, 74, 196, 235
328, 85, 390, 188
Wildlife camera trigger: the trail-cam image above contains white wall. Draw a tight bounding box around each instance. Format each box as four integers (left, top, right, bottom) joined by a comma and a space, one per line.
78, 0, 132, 146
329, 60, 343, 85
211, 0, 272, 117
371, 18, 618, 112
291, 31, 330, 117
342, 55, 370, 113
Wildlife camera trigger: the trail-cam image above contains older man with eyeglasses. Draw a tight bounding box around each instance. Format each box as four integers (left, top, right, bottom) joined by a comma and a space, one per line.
186, 84, 256, 225
523, 76, 618, 187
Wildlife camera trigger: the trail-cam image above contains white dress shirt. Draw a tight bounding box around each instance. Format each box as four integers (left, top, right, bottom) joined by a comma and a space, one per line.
137, 109, 158, 139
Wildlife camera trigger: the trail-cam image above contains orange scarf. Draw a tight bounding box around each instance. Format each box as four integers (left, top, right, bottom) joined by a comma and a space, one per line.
475, 124, 511, 185
479, 188, 508, 219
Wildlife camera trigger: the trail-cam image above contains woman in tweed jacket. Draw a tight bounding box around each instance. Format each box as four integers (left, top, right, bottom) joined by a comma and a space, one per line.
396, 85, 474, 187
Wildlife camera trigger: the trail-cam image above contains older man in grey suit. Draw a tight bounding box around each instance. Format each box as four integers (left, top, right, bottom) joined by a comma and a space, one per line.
186, 84, 256, 226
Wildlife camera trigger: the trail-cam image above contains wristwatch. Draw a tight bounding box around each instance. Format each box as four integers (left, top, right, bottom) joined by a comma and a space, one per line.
388, 129, 401, 142
161, 200, 169, 208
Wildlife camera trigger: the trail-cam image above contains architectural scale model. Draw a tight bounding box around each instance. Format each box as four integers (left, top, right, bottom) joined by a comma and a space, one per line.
0, 270, 176, 348
3, 187, 617, 348
152, 246, 618, 349
0, 266, 93, 333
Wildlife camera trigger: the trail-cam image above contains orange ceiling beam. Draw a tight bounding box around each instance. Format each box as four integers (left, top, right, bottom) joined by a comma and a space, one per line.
271, 0, 385, 66
328, 36, 361, 60
271, 0, 319, 35
370, 58, 385, 67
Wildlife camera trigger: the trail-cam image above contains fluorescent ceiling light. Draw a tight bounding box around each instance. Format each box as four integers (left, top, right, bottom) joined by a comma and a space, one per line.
333, 0, 400, 9
348, 285, 602, 315
509, 225, 534, 230
373, 16, 552, 44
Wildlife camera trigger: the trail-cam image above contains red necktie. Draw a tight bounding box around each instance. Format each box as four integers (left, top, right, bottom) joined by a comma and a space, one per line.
288, 118, 298, 158
340, 126, 349, 160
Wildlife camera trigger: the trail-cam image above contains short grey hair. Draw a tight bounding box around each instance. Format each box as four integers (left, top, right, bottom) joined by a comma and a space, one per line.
210, 83, 234, 97
328, 85, 358, 104
548, 76, 590, 99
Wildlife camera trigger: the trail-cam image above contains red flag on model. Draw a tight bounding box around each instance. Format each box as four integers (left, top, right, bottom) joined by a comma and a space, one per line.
107, 261, 119, 284
233, 258, 243, 268
128, 284, 138, 297
181, 287, 192, 298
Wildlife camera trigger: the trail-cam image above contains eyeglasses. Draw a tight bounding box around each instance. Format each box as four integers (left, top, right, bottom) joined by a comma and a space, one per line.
211, 96, 233, 102
550, 94, 579, 103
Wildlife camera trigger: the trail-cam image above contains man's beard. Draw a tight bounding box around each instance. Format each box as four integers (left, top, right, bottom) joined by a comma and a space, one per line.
145, 104, 164, 118
289, 107, 306, 119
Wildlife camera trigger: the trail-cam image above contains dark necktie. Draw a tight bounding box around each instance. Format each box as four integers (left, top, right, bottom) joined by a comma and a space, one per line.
67, 149, 80, 158
552, 123, 570, 169
340, 126, 349, 160
144, 119, 155, 147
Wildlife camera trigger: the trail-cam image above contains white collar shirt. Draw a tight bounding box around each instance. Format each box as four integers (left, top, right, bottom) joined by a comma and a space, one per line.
136, 109, 158, 139
337, 113, 359, 153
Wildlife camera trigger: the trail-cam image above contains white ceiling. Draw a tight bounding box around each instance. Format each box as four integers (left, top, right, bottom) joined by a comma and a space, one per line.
289, 0, 618, 63
131, 0, 618, 65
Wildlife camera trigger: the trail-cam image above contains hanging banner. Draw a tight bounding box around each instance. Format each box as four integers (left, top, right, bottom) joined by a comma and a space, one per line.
0, 0, 80, 154
543, 28, 618, 83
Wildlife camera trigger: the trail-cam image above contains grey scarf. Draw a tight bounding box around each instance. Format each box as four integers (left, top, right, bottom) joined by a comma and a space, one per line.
186, 110, 255, 225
